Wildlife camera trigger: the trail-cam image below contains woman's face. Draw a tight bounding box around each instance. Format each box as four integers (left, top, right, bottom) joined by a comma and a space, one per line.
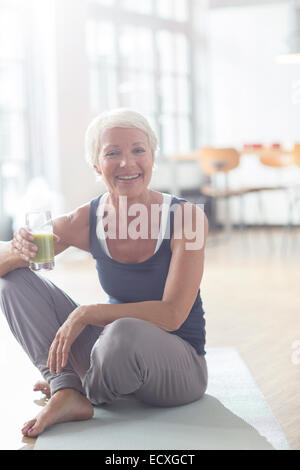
94, 127, 154, 199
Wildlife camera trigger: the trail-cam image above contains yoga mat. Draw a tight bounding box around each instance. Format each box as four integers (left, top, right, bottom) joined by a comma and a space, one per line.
34, 348, 290, 450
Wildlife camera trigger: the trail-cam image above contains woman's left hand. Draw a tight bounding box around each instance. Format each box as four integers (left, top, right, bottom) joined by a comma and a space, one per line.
47, 306, 87, 374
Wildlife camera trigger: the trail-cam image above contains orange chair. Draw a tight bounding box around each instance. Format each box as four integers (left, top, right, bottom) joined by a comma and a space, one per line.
168, 148, 245, 240
253, 150, 293, 238
293, 144, 300, 167
259, 149, 293, 168
285, 144, 300, 234
248, 149, 293, 193
197, 147, 242, 196
196, 147, 250, 239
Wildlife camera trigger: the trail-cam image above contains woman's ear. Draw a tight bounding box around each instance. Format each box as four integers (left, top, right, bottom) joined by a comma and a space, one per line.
93, 164, 102, 176
152, 155, 157, 172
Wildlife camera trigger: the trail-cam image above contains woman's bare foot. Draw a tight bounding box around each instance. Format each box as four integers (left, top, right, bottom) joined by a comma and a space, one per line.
33, 380, 51, 399
22, 388, 94, 437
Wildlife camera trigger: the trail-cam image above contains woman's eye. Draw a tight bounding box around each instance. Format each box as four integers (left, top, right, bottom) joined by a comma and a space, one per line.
134, 148, 145, 154
106, 151, 119, 157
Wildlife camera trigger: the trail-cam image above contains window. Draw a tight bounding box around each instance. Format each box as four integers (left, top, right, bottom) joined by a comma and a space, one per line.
87, 21, 118, 111
120, 0, 153, 15
158, 30, 191, 154
0, 2, 31, 229
156, 0, 188, 22
87, 0, 194, 158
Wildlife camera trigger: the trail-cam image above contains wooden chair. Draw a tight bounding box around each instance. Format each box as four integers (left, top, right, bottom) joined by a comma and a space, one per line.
293, 144, 300, 167
196, 147, 249, 239
284, 144, 300, 236
258, 150, 294, 237
167, 148, 243, 240
239, 149, 292, 194
254, 148, 298, 253
197, 147, 242, 195
259, 149, 294, 168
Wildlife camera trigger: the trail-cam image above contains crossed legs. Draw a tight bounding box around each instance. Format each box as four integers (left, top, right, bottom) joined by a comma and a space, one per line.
0, 268, 101, 436
0, 268, 207, 437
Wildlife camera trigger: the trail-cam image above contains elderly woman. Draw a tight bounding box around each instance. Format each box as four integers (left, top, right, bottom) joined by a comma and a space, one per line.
0, 109, 208, 438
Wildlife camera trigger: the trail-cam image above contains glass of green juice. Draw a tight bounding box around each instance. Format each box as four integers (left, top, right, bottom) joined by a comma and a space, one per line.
25, 210, 55, 271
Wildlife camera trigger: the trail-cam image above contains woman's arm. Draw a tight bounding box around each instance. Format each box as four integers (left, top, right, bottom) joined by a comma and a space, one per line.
80, 300, 177, 332
51, 203, 90, 254
158, 202, 208, 329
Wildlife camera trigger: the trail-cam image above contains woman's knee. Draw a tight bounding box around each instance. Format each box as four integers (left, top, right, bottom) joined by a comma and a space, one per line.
1, 267, 30, 280
103, 318, 150, 346
0, 268, 40, 320
91, 318, 148, 366
0, 268, 29, 297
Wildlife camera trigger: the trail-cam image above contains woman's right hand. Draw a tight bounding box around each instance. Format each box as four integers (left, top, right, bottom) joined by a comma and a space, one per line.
11, 227, 38, 263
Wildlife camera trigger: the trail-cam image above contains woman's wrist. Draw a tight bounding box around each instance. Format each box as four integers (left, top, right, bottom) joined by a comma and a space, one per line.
72, 305, 93, 327
74, 303, 105, 328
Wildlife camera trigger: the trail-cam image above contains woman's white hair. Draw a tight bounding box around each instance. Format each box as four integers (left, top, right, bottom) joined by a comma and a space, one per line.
85, 108, 159, 169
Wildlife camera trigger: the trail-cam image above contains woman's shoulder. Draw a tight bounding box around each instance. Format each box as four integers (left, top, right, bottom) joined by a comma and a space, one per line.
67, 201, 91, 226
69, 194, 108, 226
75, 193, 106, 219
151, 190, 187, 205
52, 202, 91, 253
169, 196, 208, 241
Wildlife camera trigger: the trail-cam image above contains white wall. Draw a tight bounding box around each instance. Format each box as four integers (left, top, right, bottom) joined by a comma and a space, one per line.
208, 3, 300, 224
209, 3, 300, 147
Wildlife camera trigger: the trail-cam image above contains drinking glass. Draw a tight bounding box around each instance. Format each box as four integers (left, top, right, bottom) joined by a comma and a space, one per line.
25, 210, 55, 271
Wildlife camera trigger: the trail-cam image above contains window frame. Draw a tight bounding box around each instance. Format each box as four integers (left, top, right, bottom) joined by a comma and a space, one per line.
0, 0, 42, 223
87, 0, 197, 159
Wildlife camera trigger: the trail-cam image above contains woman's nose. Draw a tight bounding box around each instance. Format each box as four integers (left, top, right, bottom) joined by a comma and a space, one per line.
120, 153, 133, 168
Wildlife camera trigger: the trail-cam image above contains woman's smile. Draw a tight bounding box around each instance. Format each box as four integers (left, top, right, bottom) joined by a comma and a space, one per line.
115, 173, 143, 183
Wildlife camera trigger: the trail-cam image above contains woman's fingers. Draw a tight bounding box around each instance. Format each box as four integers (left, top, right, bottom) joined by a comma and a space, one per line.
15, 227, 34, 245
11, 240, 31, 262
47, 316, 83, 375
61, 343, 70, 370
47, 339, 58, 374
53, 233, 60, 242
48, 334, 69, 374
12, 227, 59, 261
12, 227, 38, 260
55, 338, 65, 374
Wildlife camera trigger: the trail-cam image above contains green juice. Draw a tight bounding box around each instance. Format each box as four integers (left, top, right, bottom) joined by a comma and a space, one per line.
32, 233, 54, 263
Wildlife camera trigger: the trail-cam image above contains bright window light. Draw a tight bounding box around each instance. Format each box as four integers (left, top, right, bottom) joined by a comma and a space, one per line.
87, 0, 194, 157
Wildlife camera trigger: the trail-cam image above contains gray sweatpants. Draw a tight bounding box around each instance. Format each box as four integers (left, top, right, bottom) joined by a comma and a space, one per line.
0, 268, 207, 407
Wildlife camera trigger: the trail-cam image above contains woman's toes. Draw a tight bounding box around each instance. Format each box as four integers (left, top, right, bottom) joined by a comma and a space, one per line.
33, 381, 51, 398
21, 419, 36, 436
26, 423, 41, 438
22, 418, 45, 437
33, 380, 47, 390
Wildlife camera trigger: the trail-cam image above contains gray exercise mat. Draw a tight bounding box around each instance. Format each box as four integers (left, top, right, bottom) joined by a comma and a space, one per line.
34, 348, 290, 450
